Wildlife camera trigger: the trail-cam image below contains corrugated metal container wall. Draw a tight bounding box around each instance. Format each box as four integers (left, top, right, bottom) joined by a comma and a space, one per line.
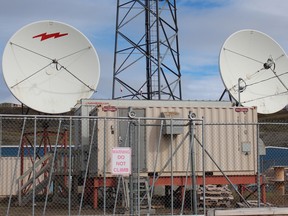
75, 100, 258, 177
0, 157, 33, 196
195, 106, 257, 175
145, 106, 191, 175
144, 106, 257, 175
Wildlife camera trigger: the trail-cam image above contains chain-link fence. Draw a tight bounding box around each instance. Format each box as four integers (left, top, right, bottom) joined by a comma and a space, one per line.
0, 114, 288, 215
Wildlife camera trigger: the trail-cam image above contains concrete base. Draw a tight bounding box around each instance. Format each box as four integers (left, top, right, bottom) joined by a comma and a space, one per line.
207, 207, 288, 216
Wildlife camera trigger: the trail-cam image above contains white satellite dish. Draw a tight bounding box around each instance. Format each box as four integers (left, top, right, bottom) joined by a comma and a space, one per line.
2, 20, 100, 114
219, 29, 288, 114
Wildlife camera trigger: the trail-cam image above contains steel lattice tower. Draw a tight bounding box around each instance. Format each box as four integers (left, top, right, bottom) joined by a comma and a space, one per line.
112, 0, 182, 100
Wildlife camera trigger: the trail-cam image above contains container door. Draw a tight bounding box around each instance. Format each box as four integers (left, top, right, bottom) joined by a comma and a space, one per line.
118, 108, 146, 172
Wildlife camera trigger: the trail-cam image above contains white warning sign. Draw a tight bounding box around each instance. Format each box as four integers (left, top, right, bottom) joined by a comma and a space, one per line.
111, 147, 131, 175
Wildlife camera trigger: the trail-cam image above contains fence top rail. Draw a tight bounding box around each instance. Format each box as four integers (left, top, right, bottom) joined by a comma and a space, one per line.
0, 114, 204, 122
1, 114, 288, 125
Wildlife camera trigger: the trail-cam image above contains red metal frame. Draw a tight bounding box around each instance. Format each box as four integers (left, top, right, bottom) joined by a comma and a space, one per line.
91, 175, 266, 209
20, 128, 67, 196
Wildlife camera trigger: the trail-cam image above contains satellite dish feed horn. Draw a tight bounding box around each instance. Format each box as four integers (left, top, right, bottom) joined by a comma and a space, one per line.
2, 20, 100, 114
219, 29, 288, 114
263, 57, 275, 70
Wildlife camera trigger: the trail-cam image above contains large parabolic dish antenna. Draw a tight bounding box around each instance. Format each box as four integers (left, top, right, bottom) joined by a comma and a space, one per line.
2, 20, 100, 114
219, 29, 288, 114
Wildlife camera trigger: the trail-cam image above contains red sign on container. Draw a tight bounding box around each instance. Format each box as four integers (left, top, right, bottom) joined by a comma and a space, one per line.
102, 105, 117, 112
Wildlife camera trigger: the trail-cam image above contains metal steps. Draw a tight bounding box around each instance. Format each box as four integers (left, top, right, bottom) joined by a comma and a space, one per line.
123, 177, 151, 212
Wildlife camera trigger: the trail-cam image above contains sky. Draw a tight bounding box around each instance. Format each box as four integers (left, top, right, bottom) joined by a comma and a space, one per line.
1, 0, 288, 106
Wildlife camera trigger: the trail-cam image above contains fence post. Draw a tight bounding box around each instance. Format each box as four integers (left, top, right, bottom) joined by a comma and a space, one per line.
202, 117, 206, 214
189, 117, 197, 214
257, 123, 261, 207
68, 117, 72, 216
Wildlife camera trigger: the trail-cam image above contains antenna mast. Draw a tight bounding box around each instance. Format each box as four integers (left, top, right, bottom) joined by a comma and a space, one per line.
112, 0, 182, 100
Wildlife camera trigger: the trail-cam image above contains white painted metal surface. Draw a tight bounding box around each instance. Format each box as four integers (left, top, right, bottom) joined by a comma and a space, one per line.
219, 29, 288, 114
2, 20, 100, 114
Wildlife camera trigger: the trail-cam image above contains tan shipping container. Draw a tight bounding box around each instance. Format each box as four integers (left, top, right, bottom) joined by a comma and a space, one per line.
74, 99, 258, 177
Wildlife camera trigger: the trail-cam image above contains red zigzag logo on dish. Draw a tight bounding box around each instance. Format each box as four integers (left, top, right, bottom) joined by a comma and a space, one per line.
33, 32, 68, 41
